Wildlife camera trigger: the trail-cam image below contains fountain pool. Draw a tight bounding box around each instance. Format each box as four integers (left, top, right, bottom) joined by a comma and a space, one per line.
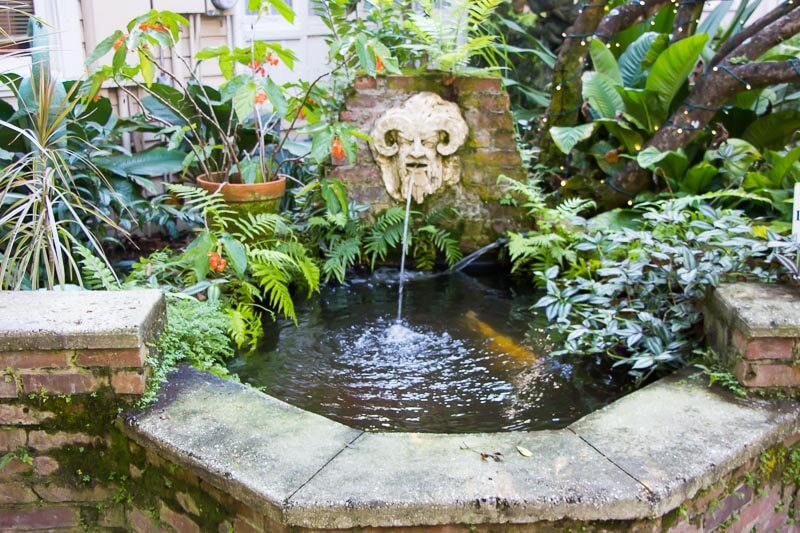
229, 271, 629, 433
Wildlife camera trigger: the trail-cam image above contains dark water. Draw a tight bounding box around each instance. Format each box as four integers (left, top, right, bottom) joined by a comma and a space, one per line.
229, 270, 629, 433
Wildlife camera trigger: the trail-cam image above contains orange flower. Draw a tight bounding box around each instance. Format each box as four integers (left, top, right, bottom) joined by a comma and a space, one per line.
139, 23, 149, 31
208, 252, 227, 273
375, 55, 384, 73
331, 137, 345, 160
248, 59, 262, 70
297, 107, 306, 120
92, 94, 102, 103
254, 90, 268, 106
112, 34, 128, 50
266, 54, 279, 66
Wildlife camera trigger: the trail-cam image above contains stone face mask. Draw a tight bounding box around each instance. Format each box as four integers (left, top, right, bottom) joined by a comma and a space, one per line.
370, 92, 469, 204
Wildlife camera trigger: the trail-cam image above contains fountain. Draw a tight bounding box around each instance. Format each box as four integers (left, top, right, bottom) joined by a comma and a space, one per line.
229, 89, 628, 432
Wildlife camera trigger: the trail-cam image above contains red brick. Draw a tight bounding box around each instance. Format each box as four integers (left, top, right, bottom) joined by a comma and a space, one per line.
75, 347, 146, 368
0, 351, 71, 369
0, 404, 53, 425
112, 370, 146, 395
0, 427, 26, 451
159, 501, 201, 533
99, 504, 127, 528
339, 110, 358, 122
704, 484, 752, 530
176, 491, 201, 515
0, 377, 17, 398
354, 75, 377, 90
128, 506, 160, 533
0, 481, 38, 503
345, 94, 378, 109
737, 362, 800, 388
233, 516, 263, 533
0, 456, 33, 479
33, 455, 59, 476
743, 337, 795, 360
28, 430, 99, 451
0, 506, 78, 530
383, 75, 418, 90
732, 329, 749, 353
735, 485, 781, 532
21, 371, 100, 394
34, 483, 113, 502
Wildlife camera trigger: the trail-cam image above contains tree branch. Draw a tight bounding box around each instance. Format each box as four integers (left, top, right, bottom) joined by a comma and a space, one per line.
599, 59, 800, 208
533, 0, 670, 160
671, 0, 705, 43
710, 2, 800, 68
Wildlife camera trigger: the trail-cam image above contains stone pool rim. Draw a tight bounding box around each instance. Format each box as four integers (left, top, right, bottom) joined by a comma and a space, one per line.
123, 364, 800, 530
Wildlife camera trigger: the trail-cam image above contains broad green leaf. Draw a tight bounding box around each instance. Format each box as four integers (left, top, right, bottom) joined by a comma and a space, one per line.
582, 72, 624, 119
310, 128, 334, 163
766, 146, 800, 183
93, 147, 186, 177
266, 0, 295, 23
233, 80, 258, 122
86, 30, 123, 65
549, 123, 597, 154
645, 34, 708, 112
221, 233, 247, 277
596, 119, 643, 154
618, 32, 661, 87
138, 50, 155, 87
617, 88, 663, 130
589, 39, 622, 85
182, 232, 215, 281
264, 77, 288, 116
742, 171, 775, 191
637, 147, 688, 180
682, 162, 717, 194
742, 110, 800, 150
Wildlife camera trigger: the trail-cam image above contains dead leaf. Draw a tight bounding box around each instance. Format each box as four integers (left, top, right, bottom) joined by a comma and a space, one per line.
516, 445, 533, 457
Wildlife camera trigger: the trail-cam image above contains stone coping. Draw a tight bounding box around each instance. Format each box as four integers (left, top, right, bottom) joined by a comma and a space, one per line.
123, 366, 800, 530
708, 282, 800, 338
0, 290, 165, 350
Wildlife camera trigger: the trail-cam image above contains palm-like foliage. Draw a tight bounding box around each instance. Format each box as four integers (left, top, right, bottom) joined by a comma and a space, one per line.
0, 72, 123, 289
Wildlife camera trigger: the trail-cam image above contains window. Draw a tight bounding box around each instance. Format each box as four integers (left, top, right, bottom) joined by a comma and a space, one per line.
246, 0, 294, 16
0, 0, 34, 54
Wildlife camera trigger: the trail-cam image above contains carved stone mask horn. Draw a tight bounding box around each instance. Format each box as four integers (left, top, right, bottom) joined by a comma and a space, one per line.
371, 115, 414, 157
431, 111, 468, 156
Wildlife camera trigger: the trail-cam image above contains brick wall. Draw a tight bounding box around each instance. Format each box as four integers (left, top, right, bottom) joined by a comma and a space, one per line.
333, 74, 528, 251
705, 283, 800, 389
0, 291, 265, 532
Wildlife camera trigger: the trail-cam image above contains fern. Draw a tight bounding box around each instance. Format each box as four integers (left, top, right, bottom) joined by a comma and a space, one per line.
323, 236, 361, 283
233, 212, 290, 242
75, 243, 119, 290
251, 262, 296, 323
414, 225, 463, 269
226, 303, 264, 350
166, 183, 235, 229
364, 207, 410, 268
403, 0, 503, 73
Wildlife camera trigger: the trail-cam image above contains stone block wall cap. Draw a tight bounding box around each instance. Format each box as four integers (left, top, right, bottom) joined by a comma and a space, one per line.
712, 282, 800, 337
0, 290, 165, 350
124, 366, 800, 530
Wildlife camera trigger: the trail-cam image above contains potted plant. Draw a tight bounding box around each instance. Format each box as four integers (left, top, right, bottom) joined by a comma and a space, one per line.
86, 1, 363, 216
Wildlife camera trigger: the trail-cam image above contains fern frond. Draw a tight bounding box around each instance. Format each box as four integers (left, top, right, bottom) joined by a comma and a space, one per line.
251, 263, 296, 323
233, 212, 290, 242
166, 184, 235, 229
323, 236, 361, 283
75, 243, 119, 290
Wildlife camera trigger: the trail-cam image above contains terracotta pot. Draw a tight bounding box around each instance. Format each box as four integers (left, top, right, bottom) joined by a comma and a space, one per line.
196, 172, 287, 203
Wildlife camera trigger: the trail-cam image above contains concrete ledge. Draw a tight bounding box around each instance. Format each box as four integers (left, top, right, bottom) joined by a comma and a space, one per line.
0, 290, 165, 350
124, 366, 800, 529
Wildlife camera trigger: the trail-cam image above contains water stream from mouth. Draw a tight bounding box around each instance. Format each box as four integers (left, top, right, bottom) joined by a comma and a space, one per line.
395, 174, 415, 325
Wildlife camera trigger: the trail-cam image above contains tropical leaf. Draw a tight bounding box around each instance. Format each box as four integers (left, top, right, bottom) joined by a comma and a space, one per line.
549, 123, 597, 154
582, 72, 625, 119
645, 34, 708, 113
589, 39, 622, 85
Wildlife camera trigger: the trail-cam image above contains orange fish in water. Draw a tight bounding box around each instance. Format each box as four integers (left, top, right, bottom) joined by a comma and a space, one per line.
463, 310, 536, 363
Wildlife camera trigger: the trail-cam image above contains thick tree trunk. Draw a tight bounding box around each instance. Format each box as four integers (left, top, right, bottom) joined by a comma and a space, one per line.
598, 7, 800, 209
532, 0, 670, 166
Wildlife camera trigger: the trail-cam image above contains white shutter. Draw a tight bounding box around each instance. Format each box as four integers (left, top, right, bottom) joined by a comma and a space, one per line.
0, 0, 34, 54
